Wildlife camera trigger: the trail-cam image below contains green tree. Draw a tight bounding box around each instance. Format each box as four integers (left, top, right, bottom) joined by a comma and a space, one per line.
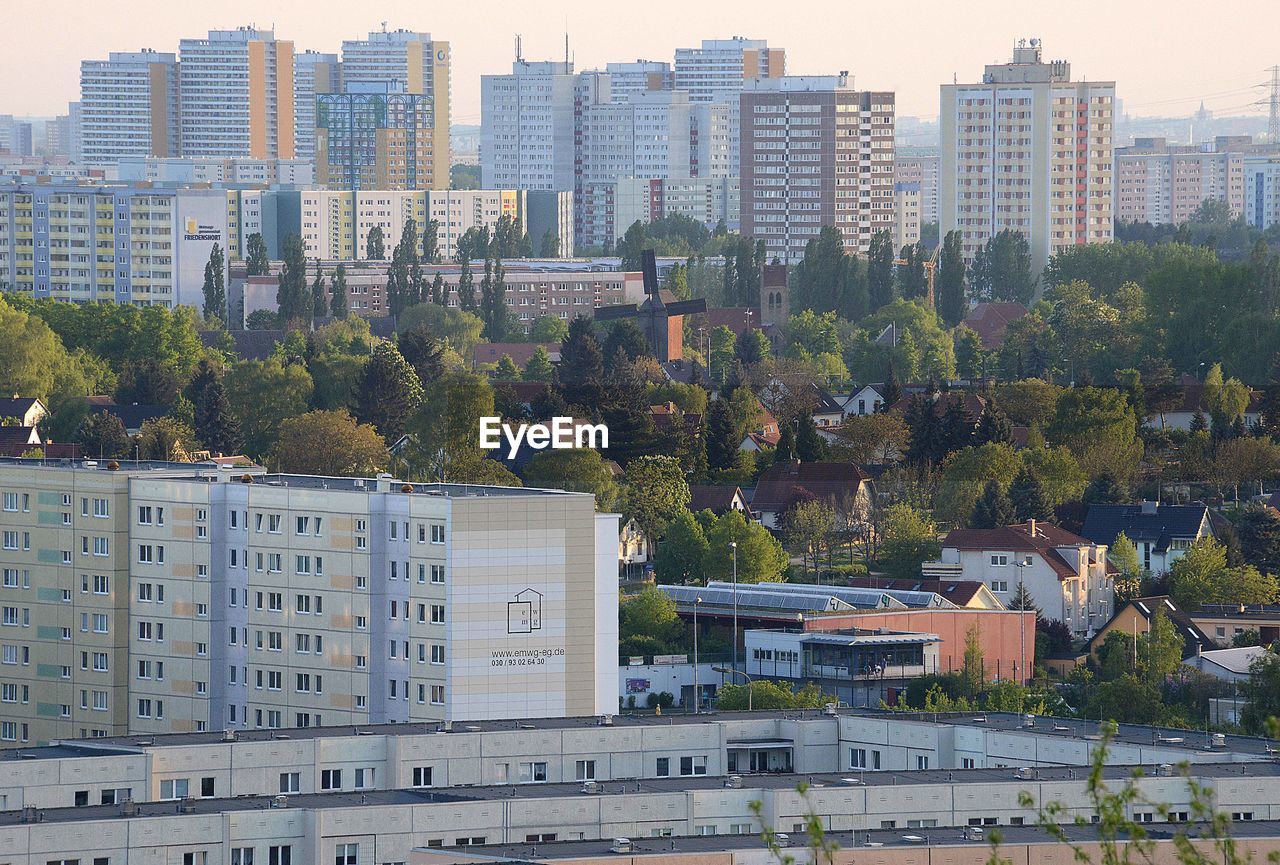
354, 343, 424, 440
397, 324, 445, 385
970, 229, 1035, 304
1137, 609, 1184, 686
622, 455, 691, 544
244, 233, 269, 276
709, 325, 737, 387
309, 263, 327, 323
785, 498, 836, 575
136, 416, 197, 461
365, 225, 385, 261
421, 219, 441, 264
1008, 467, 1051, 522
702, 510, 788, 584
558, 317, 606, 410
531, 315, 569, 343
1109, 531, 1143, 600
276, 234, 310, 325
539, 228, 561, 258
191, 373, 242, 456
717, 680, 828, 711
403, 372, 520, 487
202, 243, 226, 323
522, 449, 619, 510
970, 478, 1015, 529
0, 298, 72, 401
654, 511, 710, 584
225, 357, 314, 459
935, 442, 1022, 525
619, 587, 684, 652
75, 410, 130, 459
1167, 537, 1279, 610
936, 230, 966, 327
522, 346, 555, 381
330, 263, 348, 319
1240, 652, 1280, 734
493, 354, 520, 380
867, 230, 895, 312
273, 410, 388, 476
116, 357, 180, 405
877, 504, 941, 580
1236, 506, 1280, 573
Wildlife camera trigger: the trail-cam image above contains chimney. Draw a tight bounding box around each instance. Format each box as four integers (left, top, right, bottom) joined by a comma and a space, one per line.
1028, 519, 1036, 537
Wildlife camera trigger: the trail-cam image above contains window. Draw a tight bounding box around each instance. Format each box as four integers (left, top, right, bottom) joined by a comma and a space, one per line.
137, 506, 152, 524
280, 772, 300, 793
575, 760, 596, 781
991, 580, 1008, 593
519, 761, 548, 782
430, 605, 444, 624
990, 554, 1009, 566
321, 769, 342, 790
962, 757, 976, 769
431, 565, 444, 584
335, 844, 358, 865
185, 854, 208, 865
412, 766, 433, 787
268, 514, 281, 533
269, 847, 292, 865
232, 849, 254, 865
296, 516, 310, 535
159, 778, 189, 800
431, 524, 445, 543
200, 777, 215, 797
431, 644, 444, 664
850, 748, 868, 769
1232, 812, 1255, 822
680, 756, 708, 776
431, 684, 445, 704
916, 755, 930, 770
355, 768, 375, 789
656, 757, 670, 777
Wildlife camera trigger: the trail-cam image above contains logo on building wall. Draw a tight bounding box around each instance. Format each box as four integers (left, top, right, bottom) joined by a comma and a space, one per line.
507, 588, 543, 634
183, 218, 221, 242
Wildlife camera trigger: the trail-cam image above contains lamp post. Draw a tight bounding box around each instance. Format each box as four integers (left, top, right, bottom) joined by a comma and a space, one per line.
714, 665, 754, 711
692, 597, 702, 714
1015, 558, 1030, 684
731, 541, 739, 674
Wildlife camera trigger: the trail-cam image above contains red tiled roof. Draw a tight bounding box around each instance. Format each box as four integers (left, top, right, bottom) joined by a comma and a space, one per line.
943, 521, 1091, 580
963, 303, 1029, 350
702, 308, 760, 337
688, 484, 748, 514
752, 459, 870, 514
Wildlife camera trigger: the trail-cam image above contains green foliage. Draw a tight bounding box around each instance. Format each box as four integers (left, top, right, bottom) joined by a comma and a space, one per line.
622, 456, 691, 543
1240, 651, 1280, 734
522, 449, 619, 510
936, 229, 966, 327
654, 511, 710, 584
276, 234, 310, 325
530, 315, 569, 344
244, 233, 270, 276
970, 229, 1035, 304
970, 478, 1015, 529
522, 346, 555, 381
273, 410, 388, 476
398, 303, 484, 360
716, 680, 829, 711
619, 587, 684, 653
935, 442, 1021, 526
702, 510, 788, 584
876, 504, 940, 580
846, 299, 955, 383
75, 411, 130, 459
225, 357, 314, 460
1167, 537, 1279, 610
202, 243, 226, 324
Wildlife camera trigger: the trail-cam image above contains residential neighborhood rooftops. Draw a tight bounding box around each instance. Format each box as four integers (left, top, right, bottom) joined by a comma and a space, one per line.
962, 302, 1029, 349
752, 459, 871, 515
1080, 502, 1212, 552
687, 484, 749, 514
942, 521, 1095, 581
1089, 595, 1217, 658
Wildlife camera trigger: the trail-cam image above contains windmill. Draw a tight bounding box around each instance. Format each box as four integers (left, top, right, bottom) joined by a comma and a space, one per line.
594, 250, 707, 362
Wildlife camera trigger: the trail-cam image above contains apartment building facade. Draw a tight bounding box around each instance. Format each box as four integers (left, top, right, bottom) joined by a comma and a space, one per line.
896, 147, 939, 226
292, 50, 341, 163
0, 182, 228, 307
1115, 136, 1250, 225
940, 39, 1114, 274
114, 157, 315, 185
740, 74, 896, 262
178, 28, 296, 160
481, 61, 581, 191
1245, 154, 1280, 230
0, 462, 620, 744
78, 50, 179, 166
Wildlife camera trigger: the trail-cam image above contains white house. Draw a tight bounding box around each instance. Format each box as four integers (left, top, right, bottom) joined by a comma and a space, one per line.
1080, 502, 1219, 575
923, 520, 1114, 637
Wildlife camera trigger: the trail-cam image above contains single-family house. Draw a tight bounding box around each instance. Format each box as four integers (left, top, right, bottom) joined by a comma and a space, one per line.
0, 397, 47, 428
688, 484, 752, 517
751, 459, 874, 532
1080, 501, 1218, 575
924, 520, 1113, 636
1086, 595, 1216, 661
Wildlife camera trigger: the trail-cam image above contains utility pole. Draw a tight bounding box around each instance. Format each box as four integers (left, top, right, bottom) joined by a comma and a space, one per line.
1269, 65, 1280, 144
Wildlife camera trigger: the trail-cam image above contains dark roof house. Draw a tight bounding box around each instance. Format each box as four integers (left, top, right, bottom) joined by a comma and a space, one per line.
752, 459, 873, 530
688, 485, 752, 516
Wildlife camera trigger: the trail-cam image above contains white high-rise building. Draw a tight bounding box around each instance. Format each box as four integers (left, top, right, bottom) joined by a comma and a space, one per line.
940, 39, 1115, 273
674, 37, 784, 103
178, 27, 296, 159
481, 60, 581, 190
78, 50, 179, 166
605, 60, 673, 103
293, 50, 339, 162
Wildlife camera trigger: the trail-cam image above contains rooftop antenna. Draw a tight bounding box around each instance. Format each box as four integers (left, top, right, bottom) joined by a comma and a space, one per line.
515, 33, 523, 63
381, 21, 388, 33
565, 30, 570, 66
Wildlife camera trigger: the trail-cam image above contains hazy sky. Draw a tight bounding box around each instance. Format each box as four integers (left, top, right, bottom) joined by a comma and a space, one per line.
3, 0, 1275, 123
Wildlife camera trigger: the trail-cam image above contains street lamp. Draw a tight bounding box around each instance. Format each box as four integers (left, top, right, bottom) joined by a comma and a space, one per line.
692, 597, 703, 715
714, 665, 754, 711
1014, 557, 1031, 684
731, 541, 739, 674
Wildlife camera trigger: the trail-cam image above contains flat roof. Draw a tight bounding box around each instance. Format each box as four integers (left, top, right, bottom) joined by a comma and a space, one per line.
159, 474, 593, 498
36, 709, 1280, 758
0, 743, 140, 762
441, 820, 1280, 861
8, 764, 1280, 827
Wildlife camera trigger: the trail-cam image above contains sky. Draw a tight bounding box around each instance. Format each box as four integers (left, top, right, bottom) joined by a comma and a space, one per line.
2, 0, 1276, 123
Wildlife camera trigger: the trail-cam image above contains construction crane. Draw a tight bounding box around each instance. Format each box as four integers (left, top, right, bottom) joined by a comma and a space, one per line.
892, 243, 942, 307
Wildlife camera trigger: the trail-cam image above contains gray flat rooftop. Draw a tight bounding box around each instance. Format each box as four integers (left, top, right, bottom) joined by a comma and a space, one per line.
444, 820, 1280, 861
7, 764, 1280, 827
0, 743, 139, 762
44, 708, 1280, 758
